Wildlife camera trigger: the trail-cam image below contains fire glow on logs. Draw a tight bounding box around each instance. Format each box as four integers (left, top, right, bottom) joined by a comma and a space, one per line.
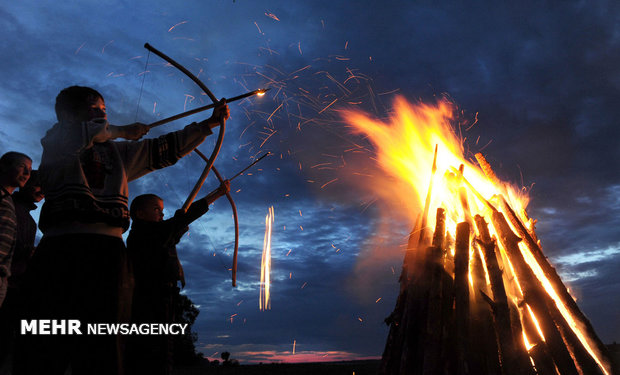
260, 206, 274, 311
344, 97, 613, 375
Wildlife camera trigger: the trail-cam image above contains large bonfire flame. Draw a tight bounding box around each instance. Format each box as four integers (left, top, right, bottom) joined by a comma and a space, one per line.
342, 97, 612, 375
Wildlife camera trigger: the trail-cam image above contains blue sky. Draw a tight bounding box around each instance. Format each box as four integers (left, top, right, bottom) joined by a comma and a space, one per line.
1, 0, 619, 364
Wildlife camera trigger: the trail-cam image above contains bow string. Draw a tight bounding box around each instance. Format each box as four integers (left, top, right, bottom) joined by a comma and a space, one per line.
144, 42, 240, 287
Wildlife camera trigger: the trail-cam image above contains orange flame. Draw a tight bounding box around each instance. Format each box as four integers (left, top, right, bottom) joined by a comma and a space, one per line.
342, 96, 611, 375
342, 96, 528, 231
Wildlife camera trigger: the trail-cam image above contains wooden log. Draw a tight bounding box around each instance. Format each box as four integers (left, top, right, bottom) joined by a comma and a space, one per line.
379, 293, 404, 375
380, 209, 445, 374
381, 257, 411, 372
493, 208, 602, 374
499, 197, 612, 375
444, 231, 455, 277
400, 209, 447, 374
475, 153, 611, 374
382, 216, 429, 374
432, 208, 446, 249
404, 143, 439, 283
518, 302, 558, 375
420, 245, 444, 375
383, 261, 428, 374
440, 255, 456, 375
547, 304, 603, 375
529, 343, 560, 375
491, 211, 579, 375
470, 242, 502, 375
475, 215, 527, 375
454, 222, 471, 375
423, 209, 447, 375
382, 255, 429, 375
508, 300, 538, 374
400, 265, 431, 375
381, 221, 422, 374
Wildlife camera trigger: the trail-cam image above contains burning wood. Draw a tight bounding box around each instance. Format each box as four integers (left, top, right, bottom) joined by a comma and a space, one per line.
377, 150, 615, 374
343, 98, 613, 375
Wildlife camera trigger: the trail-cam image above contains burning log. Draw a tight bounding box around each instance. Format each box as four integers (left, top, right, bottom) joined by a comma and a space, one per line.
475, 153, 613, 375
491, 211, 580, 375
440, 248, 456, 374
454, 222, 471, 375
529, 343, 561, 375
401, 144, 439, 288
381, 209, 446, 375
403, 207, 450, 373
346, 98, 613, 375
507, 301, 540, 375
470, 241, 502, 375
499, 196, 613, 374
474, 215, 534, 375
517, 302, 558, 375
419, 145, 439, 247
422, 209, 446, 375
550, 312, 603, 375
431, 208, 446, 249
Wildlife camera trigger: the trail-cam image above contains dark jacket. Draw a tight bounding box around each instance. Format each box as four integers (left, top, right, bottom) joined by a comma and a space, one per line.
127, 198, 209, 321
10, 191, 38, 288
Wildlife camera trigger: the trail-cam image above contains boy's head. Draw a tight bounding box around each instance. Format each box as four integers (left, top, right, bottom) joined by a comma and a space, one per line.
0, 152, 32, 192
130, 194, 164, 222
55, 86, 106, 123
19, 170, 44, 203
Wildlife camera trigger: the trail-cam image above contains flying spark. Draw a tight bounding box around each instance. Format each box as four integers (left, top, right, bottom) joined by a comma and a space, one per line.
168, 20, 188, 32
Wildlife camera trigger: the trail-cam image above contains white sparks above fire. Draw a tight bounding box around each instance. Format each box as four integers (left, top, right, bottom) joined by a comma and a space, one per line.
260, 206, 274, 311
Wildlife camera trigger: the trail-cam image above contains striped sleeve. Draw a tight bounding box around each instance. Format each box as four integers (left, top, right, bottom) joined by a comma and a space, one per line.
0, 193, 17, 277
117, 121, 213, 182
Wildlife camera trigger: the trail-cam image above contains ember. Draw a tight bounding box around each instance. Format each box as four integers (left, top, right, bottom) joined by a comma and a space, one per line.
344, 97, 613, 375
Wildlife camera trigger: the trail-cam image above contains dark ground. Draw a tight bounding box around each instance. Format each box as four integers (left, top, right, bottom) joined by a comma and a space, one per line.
609, 343, 620, 374
173, 345, 620, 375
173, 360, 380, 375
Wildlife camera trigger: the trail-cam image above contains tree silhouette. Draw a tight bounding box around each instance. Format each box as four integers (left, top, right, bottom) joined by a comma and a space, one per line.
220, 351, 239, 366
221, 351, 230, 362
172, 293, 203, 365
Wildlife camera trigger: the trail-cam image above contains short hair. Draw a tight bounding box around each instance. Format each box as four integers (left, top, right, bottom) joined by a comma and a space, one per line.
130, 194, 162, 220
0, 151, 32, 169
55, 86, 104, 122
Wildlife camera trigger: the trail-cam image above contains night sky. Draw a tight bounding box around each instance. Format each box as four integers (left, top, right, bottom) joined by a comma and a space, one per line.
1, 1, 619, 364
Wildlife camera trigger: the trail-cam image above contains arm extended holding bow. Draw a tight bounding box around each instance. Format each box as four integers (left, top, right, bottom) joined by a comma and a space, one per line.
144, 42, 241, 286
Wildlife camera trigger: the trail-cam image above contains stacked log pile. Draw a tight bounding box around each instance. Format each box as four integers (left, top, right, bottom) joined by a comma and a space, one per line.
379, 155, 614, 375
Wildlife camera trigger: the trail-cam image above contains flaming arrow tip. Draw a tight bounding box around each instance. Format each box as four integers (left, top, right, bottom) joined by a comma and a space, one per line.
148, 88, 270, 129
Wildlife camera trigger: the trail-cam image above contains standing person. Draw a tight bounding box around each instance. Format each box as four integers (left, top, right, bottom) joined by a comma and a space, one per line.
0, 152, 32, 308
125, 181, 229, 375
9, 170, 44, 294
0, 169, 42, 372
15, 85, 229, 375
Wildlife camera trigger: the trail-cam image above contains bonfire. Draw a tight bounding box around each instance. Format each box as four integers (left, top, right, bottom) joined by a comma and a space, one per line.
344, 97, 614, 375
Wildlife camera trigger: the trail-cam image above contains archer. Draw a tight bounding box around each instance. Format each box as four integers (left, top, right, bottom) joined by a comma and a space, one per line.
125, 180, 229, 374
14, 85, 229, 375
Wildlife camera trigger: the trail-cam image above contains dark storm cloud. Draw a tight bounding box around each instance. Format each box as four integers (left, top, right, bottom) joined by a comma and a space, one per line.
174, 198, 388, 357
239, 1, 620, 346
2, 0, 620, 364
